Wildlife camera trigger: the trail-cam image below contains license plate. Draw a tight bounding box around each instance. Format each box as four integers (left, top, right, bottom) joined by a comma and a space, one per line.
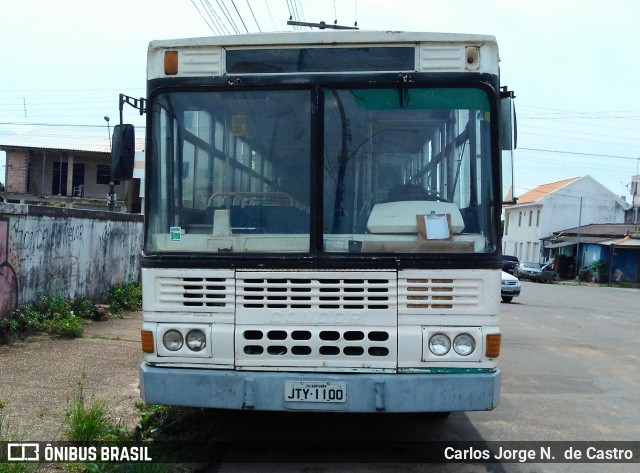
503, 288, 516, 293
284, 381, 347, 403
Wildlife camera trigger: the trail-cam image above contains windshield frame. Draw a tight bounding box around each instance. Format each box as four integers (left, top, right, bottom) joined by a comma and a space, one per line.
142, 73, 503, 270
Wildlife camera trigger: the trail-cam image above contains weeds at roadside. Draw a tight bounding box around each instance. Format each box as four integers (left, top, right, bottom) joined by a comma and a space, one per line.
60, 378, 196, 472
63, 374, 130, 443
0, 280, 142, 344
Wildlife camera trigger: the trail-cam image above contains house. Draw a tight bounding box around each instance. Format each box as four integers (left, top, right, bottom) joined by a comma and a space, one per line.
543, 224, 640, 283
0, 130, 144, 213
502, 175, 630, 266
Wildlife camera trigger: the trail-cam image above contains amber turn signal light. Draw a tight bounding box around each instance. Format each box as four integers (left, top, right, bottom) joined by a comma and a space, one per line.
164, 51, 178, 75
485, 333, 501, 358
141, 330, 155, 353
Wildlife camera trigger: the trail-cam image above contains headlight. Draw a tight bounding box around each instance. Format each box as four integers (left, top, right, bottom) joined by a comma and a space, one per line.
453, 333, 476, 356
162, 330, 184, 351
186, 329, 207, 352
429, 334, 451, 356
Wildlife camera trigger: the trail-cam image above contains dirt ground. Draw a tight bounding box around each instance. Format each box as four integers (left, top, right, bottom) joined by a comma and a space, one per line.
0, 311, 143, 441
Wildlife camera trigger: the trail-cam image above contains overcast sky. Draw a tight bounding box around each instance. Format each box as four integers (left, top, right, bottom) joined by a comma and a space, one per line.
1, 0, 639, 201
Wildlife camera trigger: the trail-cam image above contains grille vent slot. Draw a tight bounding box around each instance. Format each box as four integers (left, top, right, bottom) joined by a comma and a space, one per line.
240, 329, 391, 358
238, 277, 392, 310
157, 276, 234, 309
399, 277, 481, 311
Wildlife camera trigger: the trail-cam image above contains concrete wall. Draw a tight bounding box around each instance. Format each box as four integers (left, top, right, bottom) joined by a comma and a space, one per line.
0, 202, 143, 317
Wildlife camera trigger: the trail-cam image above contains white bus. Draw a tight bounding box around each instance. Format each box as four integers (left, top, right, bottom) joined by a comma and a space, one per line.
113, 30, 516, 413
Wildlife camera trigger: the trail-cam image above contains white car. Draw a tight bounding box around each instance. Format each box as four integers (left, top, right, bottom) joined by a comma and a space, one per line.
501, 271, 521, 303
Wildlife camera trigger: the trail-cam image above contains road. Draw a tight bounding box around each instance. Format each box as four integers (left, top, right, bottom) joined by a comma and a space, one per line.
200, 281, 640, 473
2, 282, 638, 472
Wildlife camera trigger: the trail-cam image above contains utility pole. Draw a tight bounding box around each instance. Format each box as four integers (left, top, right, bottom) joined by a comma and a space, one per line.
575, 196, 583, 278
105, 116, 115, 211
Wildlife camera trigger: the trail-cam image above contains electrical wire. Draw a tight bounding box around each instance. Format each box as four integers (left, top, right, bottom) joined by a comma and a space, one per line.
191, 0, 217, 34
245, 0, 262, 32
519, 147, 638, 161
230, 0, 250, 33
264, 0, 277, 29
216, 0, 240, 34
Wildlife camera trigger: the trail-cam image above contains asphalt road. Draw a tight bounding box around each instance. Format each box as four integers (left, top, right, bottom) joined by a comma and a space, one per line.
203, 281, 640, 473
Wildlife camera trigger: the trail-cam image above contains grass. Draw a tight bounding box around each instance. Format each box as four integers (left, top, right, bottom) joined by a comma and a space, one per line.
63, 374, 130, 443
60, 376, 195, 472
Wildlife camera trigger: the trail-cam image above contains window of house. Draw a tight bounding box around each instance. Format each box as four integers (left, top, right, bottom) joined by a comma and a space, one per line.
96, 165, 111, 185
504, 213, 510, 235
536, 209, 540, 226
518, 211, 522, 226
529, 210, 533, 226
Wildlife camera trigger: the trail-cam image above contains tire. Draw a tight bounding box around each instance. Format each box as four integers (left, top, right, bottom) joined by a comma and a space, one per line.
502, 296, 513, 303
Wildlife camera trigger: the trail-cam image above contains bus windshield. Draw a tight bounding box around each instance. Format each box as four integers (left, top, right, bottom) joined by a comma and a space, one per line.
146, 86, 496, 255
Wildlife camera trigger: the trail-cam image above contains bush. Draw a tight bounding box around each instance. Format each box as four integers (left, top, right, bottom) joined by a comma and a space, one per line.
0, 280, 141, 343
1, 295, 85, 341
107, 280, 142, 313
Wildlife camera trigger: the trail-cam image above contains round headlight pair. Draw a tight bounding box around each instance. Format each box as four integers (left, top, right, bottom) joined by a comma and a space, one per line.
429, 333, 475, 356
162, 329, 206, 352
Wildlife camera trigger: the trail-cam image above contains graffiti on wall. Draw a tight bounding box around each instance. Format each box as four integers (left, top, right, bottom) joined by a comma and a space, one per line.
0, 218, 18, 318
0, 204, 143, 315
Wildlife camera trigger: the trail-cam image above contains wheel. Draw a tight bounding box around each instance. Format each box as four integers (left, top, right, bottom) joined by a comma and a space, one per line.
501, 296, 513, 303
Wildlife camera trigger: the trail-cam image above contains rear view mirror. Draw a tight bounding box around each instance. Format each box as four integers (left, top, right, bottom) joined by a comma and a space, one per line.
500, 90, 517, 204
500, 91, 516, 151
111, 124, 135, 181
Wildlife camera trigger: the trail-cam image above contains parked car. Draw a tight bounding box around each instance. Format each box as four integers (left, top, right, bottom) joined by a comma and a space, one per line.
501, 271, 521, 303
514, 262, 555, 283
502, 255, 519, 274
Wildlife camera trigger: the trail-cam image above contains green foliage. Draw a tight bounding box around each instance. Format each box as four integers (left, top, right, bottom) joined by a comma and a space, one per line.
107, 280, 142, 313
589, 259, 608, 273
0, 280, 141, 342
73, 298, 96, 319
133, 403, 175, 441
64, 374, 130, 442
1, 295, 85, 339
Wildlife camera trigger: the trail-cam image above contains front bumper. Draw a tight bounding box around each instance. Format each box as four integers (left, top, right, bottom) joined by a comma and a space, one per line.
140, 364, 500, 412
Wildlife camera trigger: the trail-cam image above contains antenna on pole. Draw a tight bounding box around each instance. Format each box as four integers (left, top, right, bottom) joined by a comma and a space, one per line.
287, 20, 358, 30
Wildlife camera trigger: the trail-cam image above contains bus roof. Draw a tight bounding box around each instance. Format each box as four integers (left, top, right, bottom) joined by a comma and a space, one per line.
147, 31, 499, 78
149, 30, 497, 50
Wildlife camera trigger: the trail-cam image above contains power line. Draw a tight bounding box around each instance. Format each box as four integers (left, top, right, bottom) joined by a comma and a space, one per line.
245, 0, 261, 32
264, 0, 277, 29
191, 0, 217, 34
203, 0, 230, 34
0, 121, 145, 129
216, 0, 241, 34
519, 147, 638, 161
229, 0, 249, 33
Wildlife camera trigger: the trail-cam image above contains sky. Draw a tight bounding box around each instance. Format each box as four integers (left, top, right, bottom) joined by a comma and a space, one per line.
1, 0, 640, 202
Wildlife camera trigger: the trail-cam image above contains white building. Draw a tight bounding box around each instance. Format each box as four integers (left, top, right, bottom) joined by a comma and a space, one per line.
503, 176, 630, 263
